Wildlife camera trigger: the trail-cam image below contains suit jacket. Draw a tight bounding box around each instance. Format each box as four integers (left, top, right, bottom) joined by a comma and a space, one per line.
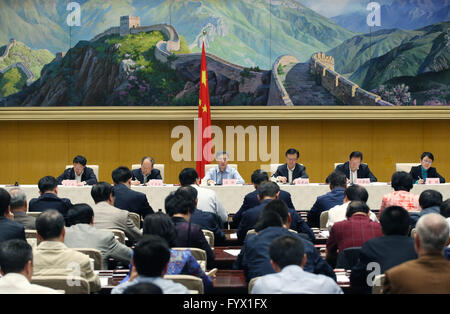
56, 167, 98, 185
384, 254, 450, 294
232, 189, 294, 228
64, 223, 132, 269
0, 216, 26, 242
237, 199, 315, 244
409, 165, 446, 183
171, 216, 215, 269
233, 226, 335, 282
28, 193, 73, 218
33, 241, 101, 292
13, 211, 36, 230
335, 162, 377, 182
92, 201, 142, 243
131, 168, 162, 184
350, 235, 418, 293
307, 187, 346, 228
272, 163, 308, 182
113, 184, 154, 218
190, 209, 226, 246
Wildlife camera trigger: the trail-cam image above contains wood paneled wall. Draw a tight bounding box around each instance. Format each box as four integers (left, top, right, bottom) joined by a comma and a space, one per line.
0, 120, 449, 185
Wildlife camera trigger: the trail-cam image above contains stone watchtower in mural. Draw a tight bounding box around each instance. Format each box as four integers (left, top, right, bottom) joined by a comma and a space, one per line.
120, 16, 141, 36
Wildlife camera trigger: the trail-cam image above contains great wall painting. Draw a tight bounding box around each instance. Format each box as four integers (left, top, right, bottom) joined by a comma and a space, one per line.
0, 0, 449, 107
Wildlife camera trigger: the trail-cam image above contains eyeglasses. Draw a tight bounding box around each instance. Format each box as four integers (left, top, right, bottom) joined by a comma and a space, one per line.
422, 160, 433, 164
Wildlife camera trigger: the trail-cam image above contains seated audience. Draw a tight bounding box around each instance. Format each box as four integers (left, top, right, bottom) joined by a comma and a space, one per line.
350, 206, 418, 294
0, 239, 59, 294
165, 188, 215, 268
326, 201, 383, 266
91, 182, 142, 243
307, 170, 347, 228
179, 168, 227, 223
410, 152, 445, 184
335, 151, 377, 184
379, 171, 419, 215
410, 190, 443, 228
272, 148, 308, 184
384, 213, 450, 293
327, 184, 378, 230
33, 210, 101, 292
0, 188, 25, 242
112, 166, 154, 218
203, 151, 245, 185
28, 176, 73, 217
56, 155, 98, 186
252, 236, 343, 294
64, 204, 132, 269
237, 181, 314, 243
233, 169, 294, 228
131, 157, 162, 185
123, 282, 163, 294
9, 188, 35, 230
234, 200, 335, 283
111, 235, 189, 294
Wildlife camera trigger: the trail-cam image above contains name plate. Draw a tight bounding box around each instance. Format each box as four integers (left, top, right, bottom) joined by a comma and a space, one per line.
62, 180, 78, 186
147, 180, 163, 186
356, 178, 371, 185
426, 178, 440, 185
222, 179, 237, 186
293, 178, 310, 185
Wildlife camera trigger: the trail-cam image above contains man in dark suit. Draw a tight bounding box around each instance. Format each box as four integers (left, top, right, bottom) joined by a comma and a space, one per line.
307, 170, 347, 228
56, 155, 98, 186
112, 167, 154, 219
232, 169, 294, 228
29, 176, 73, 218
9, 188, 35, 230
335, 151, 377, 184
131, 157, 162, 186
409, 152, 446, 184
272, 148, 308, 184
0, 188, 26, 242
350, 206, 418, 294
237, 182, 314, 244
234, 200, 335, 283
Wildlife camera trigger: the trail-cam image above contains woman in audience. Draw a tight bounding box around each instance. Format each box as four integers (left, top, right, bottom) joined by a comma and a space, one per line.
410, 152, 446, 184
380, 171, 420, 215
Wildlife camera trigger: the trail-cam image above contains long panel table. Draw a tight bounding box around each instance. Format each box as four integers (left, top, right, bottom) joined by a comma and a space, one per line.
5, 183, 450, 215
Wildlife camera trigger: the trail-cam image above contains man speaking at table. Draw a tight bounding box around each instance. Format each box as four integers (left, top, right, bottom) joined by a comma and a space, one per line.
272, 148, 308, 184
203, 151, 245, 185
56, 155, 98, 186
335, 151, 377, 184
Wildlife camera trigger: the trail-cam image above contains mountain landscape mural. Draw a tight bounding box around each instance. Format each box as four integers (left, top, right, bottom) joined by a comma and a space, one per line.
0, 0, 448, 106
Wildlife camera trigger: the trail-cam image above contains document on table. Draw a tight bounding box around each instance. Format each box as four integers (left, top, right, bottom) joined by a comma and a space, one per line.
94, 271, 110, 287
229, 233, 237, 239
336, 274, 350, 283
224, 249, 241, 256
319, 231, 330, 238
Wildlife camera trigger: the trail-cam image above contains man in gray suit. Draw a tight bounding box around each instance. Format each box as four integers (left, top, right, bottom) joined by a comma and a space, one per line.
64, 204, 132, 269
9, 188, 36, 230
90, 182, 142, 243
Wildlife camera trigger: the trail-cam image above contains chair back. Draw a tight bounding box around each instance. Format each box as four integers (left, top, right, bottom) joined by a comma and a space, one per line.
131, 164, 165, 181
102, 229, 126, 244
395, 163, 419, 173
66, 165, 99, 181
248, 276, 261, 294
128, 212, 141, 229
320, 211, 329, 229
27, 212, 41, 218
172, 248, 207, 271
372, 274, 386, 294
336, 247, 362, 270
164, 275, 204, 294
73, 248, 103, 270
31, 276, 89, 294
25, 229, 41, 246
202, 229, 214, 249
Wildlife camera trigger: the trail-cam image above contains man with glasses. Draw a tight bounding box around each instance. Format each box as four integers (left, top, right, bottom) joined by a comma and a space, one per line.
203, 151, 245, 185
272, 148, 308, 184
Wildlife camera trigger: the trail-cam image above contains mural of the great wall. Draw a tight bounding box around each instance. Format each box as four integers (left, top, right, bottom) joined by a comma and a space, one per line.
0, 0, 449, 107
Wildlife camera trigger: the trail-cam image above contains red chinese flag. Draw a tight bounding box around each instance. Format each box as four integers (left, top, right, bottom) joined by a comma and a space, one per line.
196, 42, 212, 181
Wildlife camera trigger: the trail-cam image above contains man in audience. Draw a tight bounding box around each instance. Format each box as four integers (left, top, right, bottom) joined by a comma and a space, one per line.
203, 151, 245, 185
165, 189, 215, 268
91, 182, 142, 243
350, 206, 418, 294
111, 235, 189, 294
442, 200, 450, 260
33, 210, 101, 292
307, 170, 347, 228
410, 189, 443, 228
9, 188, 35, 230
326, 201, 382, 266
179, 168, 227, 224
237, 182, 314, 243
326, 184, 378, 230
28, 176, 73, 218
335, 151, 377, 184
0, 239, 59, 294
252, 236, 343, 294
0, 188, 25, 242
233, 169, 294, 228
384, 213, 450, 293
380, 171, 419, 215
234, 200, 335, 283
64, 204, 132, 269
131, 157, 162, 185
272, 148, 308, 184
56, 155, 98, 186
112, 166, 154, 218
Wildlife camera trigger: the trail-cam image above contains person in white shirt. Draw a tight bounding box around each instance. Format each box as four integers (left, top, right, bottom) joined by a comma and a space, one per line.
252, 235, 343, 294
327, 184, 378, 230
203, 151, 245, 185
0, 239, 60, 294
